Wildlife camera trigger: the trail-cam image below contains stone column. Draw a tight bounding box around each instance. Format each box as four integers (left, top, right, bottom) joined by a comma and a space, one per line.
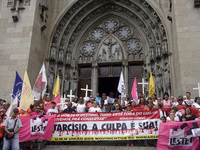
123, 60, 128, 95
92, 62, 98, 97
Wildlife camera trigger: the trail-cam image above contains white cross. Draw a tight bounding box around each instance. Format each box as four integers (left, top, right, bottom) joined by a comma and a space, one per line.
138, 78, 148, 94
67, 90, 75, 102
81, 85, 92, 98
193, 83, 200, 97
57, 94, 68, 110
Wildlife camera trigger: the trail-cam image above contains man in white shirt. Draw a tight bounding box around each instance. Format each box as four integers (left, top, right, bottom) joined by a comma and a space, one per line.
183, 92, 194, 107
89, 101, 102, 112
46, 102, 58, 115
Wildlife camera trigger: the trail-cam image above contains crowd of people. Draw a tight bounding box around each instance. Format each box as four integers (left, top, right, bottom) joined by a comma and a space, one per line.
0, 91, 200, 149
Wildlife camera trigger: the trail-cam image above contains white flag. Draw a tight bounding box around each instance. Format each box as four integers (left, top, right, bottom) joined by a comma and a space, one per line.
117, 71, 126, 98
6, 96, 18, 117
32, 63, 47, 100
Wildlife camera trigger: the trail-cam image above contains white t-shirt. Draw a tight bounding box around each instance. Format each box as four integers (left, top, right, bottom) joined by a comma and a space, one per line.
46, 108, 58, 115
172, 101, 179, 106
192, 103, 200, 108
107, 97, 115, 104
72, 102, 78, 108
159, 109, 166, 118
153, 100, 158, 106
183, 99, 194, 106
89, 107, 102, 112
77, 104, 86, 113
121, 100, 128, 107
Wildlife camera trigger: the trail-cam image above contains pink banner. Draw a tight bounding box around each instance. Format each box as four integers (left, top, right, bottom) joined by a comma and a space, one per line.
157, 120, 200, 150
19, 114, 55, 142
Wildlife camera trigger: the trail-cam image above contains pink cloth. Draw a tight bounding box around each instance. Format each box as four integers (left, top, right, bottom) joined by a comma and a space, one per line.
131, 77, 138, 101
19, 115, 55, 142
163, 100, 171, 108
157, 120, 200, 150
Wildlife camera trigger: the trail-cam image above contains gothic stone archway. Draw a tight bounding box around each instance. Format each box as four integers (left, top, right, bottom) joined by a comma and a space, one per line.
47, 0, 171, 98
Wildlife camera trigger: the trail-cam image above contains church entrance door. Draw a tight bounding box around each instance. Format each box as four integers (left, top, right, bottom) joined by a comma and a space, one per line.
98, 65, 121, 97
98, 77, 119, 98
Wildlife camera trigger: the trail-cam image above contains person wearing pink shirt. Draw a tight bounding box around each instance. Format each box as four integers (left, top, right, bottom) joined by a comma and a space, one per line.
163, 92, 171, 108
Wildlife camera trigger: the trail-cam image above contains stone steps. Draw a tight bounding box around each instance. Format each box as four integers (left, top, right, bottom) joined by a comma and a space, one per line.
42, 145, 156, 150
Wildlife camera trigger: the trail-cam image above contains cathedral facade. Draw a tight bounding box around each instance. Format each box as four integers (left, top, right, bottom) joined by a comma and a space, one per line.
0, 0, 200, 100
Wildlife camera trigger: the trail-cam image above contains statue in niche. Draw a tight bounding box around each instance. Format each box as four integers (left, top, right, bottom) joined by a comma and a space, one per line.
66, 52, 72, 64
79, 56, 83, 62
150, 47, 155, 61
156, 44, 161, 58
102, 49, 107, 61
50, 46, 57, 60
164, 61, 171, 93
103, 37, 117, 60
64, 70, 70, 94
162, 40, 168, 55
58, 49, 64, 63
156, 64, 163, 95
143, 68, 149, 82
114, 47, 120, 60
128, 54, 132, 60
58, 68, 63, 86
47, 66, 55, 92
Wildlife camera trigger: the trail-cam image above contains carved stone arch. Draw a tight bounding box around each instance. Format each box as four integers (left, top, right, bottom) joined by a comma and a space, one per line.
71, 12, 149, 62
47, 0, 171, 97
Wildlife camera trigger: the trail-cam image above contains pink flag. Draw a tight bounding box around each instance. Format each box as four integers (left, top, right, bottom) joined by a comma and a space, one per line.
19, 115, 55, 142
131, 77, 138, 101
45, 94, 60, 112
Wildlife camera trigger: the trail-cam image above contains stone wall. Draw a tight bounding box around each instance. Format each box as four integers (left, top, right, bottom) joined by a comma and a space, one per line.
0, 0, 37, 101
172, 0, 200, 97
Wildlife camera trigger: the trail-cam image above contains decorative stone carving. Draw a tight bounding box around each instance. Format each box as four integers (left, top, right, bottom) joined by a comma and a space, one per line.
126, 39, 140, 52
82, 42, 96, 56
65, 52, 72, 64
164, 61, 171, 93
48, 0, 170, 96
24, 0, 31, 6
162, 40, 168, 56
117, 27, 131, 40
47, 66, 55, 92
194, 0, 200, 8
7, 0, 14, 7
50, 45, 57, 61
150, 47, 155, 62
64, 69, 70, 94
98, 36, 123, 61
58, 49, 64, 63
156, 44, 161, 59
104, 18, 119, 33
155, 64, 163, 95
91, 29, 104, 41
71, 68, 78, 95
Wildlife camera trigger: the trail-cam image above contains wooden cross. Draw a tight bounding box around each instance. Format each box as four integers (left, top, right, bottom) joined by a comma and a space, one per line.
67, 90, 75, 102
193, 83, 200, 97
138, 78, 148, 94
81, 85, 92, 98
